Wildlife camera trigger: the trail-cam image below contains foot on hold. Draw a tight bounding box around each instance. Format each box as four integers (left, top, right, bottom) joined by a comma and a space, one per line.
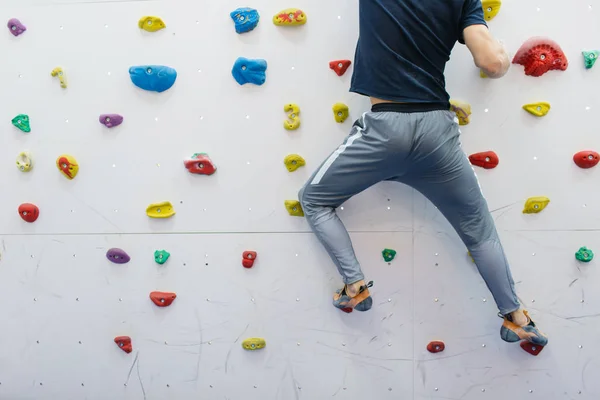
56, 154, 79, 180
12, 114, 30, 132
512, 37, 568, 77
499, 310, 548, 348
51, 67, 67, 88
333, 281, 374, 313
232, 57, 267, 85
582, 50, 599, 69
273, 8, 307, 26
149, 291, 177, 307
184, 153, 216, 175
329, 60, 352, 76
573, 150, 599, 169
146, 201, 175, 218
7, 18, 26, 36
129, 65, 177, 93
230, 8, 260, 34
138, 16, 166, 32
449, 99, 471, 125
242, 337, 266, 350
575, 246, 594, 262
284, 200, 304, 216
154, 250, 170, 265
522, 196, 550, 214
283, 154, 305, 172
332, 103, 349, 123
382, 248, 397, 262
99, 114, 123, 128
114, 336, 132, 354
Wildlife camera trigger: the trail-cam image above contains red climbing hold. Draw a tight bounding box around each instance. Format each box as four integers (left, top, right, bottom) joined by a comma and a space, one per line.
469, 151, 499, 169
184, 153, 216, 175
149, 291, 177, 307
512, 37, 568, 77
427, 341, 445, 353
329, 60, 352, 76
242, 251, 257, 268
18, 203, 39, 223
520, 341, 544, 356
114, 336, 132, 354
573, 150, 600, 169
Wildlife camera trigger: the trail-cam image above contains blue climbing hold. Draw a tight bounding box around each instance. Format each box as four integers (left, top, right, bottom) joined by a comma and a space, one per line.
129, 65, 177, 93
232, 57, 267, 86
230, 7, 260, 34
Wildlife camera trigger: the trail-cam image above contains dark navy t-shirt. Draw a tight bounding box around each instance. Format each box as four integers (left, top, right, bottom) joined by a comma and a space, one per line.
349, 0, 487, 109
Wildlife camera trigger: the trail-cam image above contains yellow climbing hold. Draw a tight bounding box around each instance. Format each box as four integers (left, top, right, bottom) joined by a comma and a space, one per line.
467, 251, 475, 263
146, 201, 176, 218
522, 102, 551, 117
482, 0, 502, 21
51, 67, 67, 88
273, 8, 307, 26
523, 197, 550, 214
56, 154, 79, 180
138, 16, 166, 32
480, 69, 488, 78
283, 103, 301, 130
242, 337, 266, 350
449, 100, 471, 125
16, 151, 32, 172
285, 200, 304, 217
332, 103, 349, 123
284, 154, 306, 172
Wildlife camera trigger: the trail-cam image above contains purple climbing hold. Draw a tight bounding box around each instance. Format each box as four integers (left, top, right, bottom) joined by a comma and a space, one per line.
106, 248, 131, 264
7, 18, 26, 37
99, 114, 124, 128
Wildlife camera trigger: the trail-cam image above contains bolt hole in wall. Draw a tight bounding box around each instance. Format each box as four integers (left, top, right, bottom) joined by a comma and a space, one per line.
2, 1, 600, 399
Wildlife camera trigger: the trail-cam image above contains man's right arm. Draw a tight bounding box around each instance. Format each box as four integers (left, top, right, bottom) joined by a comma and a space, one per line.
463, 24, 510, 78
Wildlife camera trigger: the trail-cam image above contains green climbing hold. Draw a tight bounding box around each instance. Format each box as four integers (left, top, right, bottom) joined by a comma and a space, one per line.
154, 249, 170, 265
12, 114, 30, 132
582, 51, 600, 69
575, 246, 594, 262
382, 248, 397, 262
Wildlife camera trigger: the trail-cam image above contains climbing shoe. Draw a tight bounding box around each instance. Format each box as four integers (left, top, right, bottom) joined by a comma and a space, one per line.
333, 281, 373, 313
499, 310, 548, 346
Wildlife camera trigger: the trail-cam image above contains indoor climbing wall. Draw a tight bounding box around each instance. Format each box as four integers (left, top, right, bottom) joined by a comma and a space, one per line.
2, 0, 600, 399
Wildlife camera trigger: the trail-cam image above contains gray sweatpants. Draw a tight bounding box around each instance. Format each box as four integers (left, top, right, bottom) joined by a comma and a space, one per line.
298, 109, 521, 315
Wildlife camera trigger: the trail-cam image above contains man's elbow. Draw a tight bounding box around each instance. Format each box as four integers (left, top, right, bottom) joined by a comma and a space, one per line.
480, 56, 509, 79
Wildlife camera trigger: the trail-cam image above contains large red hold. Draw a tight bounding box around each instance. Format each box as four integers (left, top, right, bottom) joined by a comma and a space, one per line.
573, 150, 600, 169
520, 341, 544, 356
18, 203, 39, 223
426, 341, 445, 353
149, 291, 177, 307
469, 151, 499, 169
114, 336, 132, 354
242, 251, 257, 268
329, 60, 352, 76
512, 37, 568, 77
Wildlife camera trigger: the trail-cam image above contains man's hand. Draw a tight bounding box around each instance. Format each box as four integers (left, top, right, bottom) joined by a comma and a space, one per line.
463, 24, 510, 78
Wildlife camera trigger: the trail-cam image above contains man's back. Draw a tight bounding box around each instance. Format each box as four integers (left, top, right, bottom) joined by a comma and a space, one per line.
350, 0, 488, 109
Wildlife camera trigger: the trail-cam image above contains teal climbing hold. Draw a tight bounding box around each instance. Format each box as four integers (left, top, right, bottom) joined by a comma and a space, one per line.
382, 248, 397, 262
575, 246, 593, 262
582, 51, 600, 69
12, 114, 30, 132
154, 249, 170, 265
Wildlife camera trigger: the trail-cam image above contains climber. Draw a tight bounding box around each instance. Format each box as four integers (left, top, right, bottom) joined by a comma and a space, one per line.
298, 0, 548, 348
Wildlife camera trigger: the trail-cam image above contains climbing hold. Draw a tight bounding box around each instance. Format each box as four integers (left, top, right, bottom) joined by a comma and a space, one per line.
427, 341, 445, 353
138, 16, 166, 32
283, 154, 306, 172
479, 69, 488, 78
382, 249, 397, 263
520, 341, 543, 356
56, 155, 79, 180
16, 151, 32, 172
283, 103, 301, 130
575, 246, 594, 263
154, 250, 170, 265
332, 103, 349, 123
467, 251, 475, 263
273, 8, 307, 26
329, 60, 352, 76
7, 18, 26, 36
18, 203, 39, 223
51, 67, 67, 88
114, 336, 132, 354
512, 37, 568, 77
230, 7, 260, 34
149, 291, 177, 307
522, 102, 551, 117
242, 251, 257, 268
99, 114, 123, 128
129, 65, 177, 93
242, 337, 266, 350
285, 200, 304, 217
573, 150, 600, 169
468, 151, 499, 169
183, 153, 217, 175
481, 0, 502, 21
146, 201, 175, 218
449, 100, 471, 125
582, 51, 600, 69
232, 57, 267, 86
106, 248, 131, 264
522, 196, 550, 214
12, 114, 30, 132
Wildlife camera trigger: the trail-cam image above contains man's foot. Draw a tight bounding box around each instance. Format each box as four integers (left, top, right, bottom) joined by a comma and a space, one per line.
499, 309, 548, 346
332, 281, 373, 313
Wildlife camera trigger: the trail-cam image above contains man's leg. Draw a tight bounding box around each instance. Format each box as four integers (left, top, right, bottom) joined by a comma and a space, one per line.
404, 111, 548, 346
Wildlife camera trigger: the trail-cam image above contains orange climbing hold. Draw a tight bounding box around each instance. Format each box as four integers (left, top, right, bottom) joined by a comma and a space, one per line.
329, 60, 352, 76
242, 251, 257, 268
427, 341, 445, 353
469, 151, 499, 169
114, 336, 132, 354
149, 291, 177, 307
573, 150, 600, 169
